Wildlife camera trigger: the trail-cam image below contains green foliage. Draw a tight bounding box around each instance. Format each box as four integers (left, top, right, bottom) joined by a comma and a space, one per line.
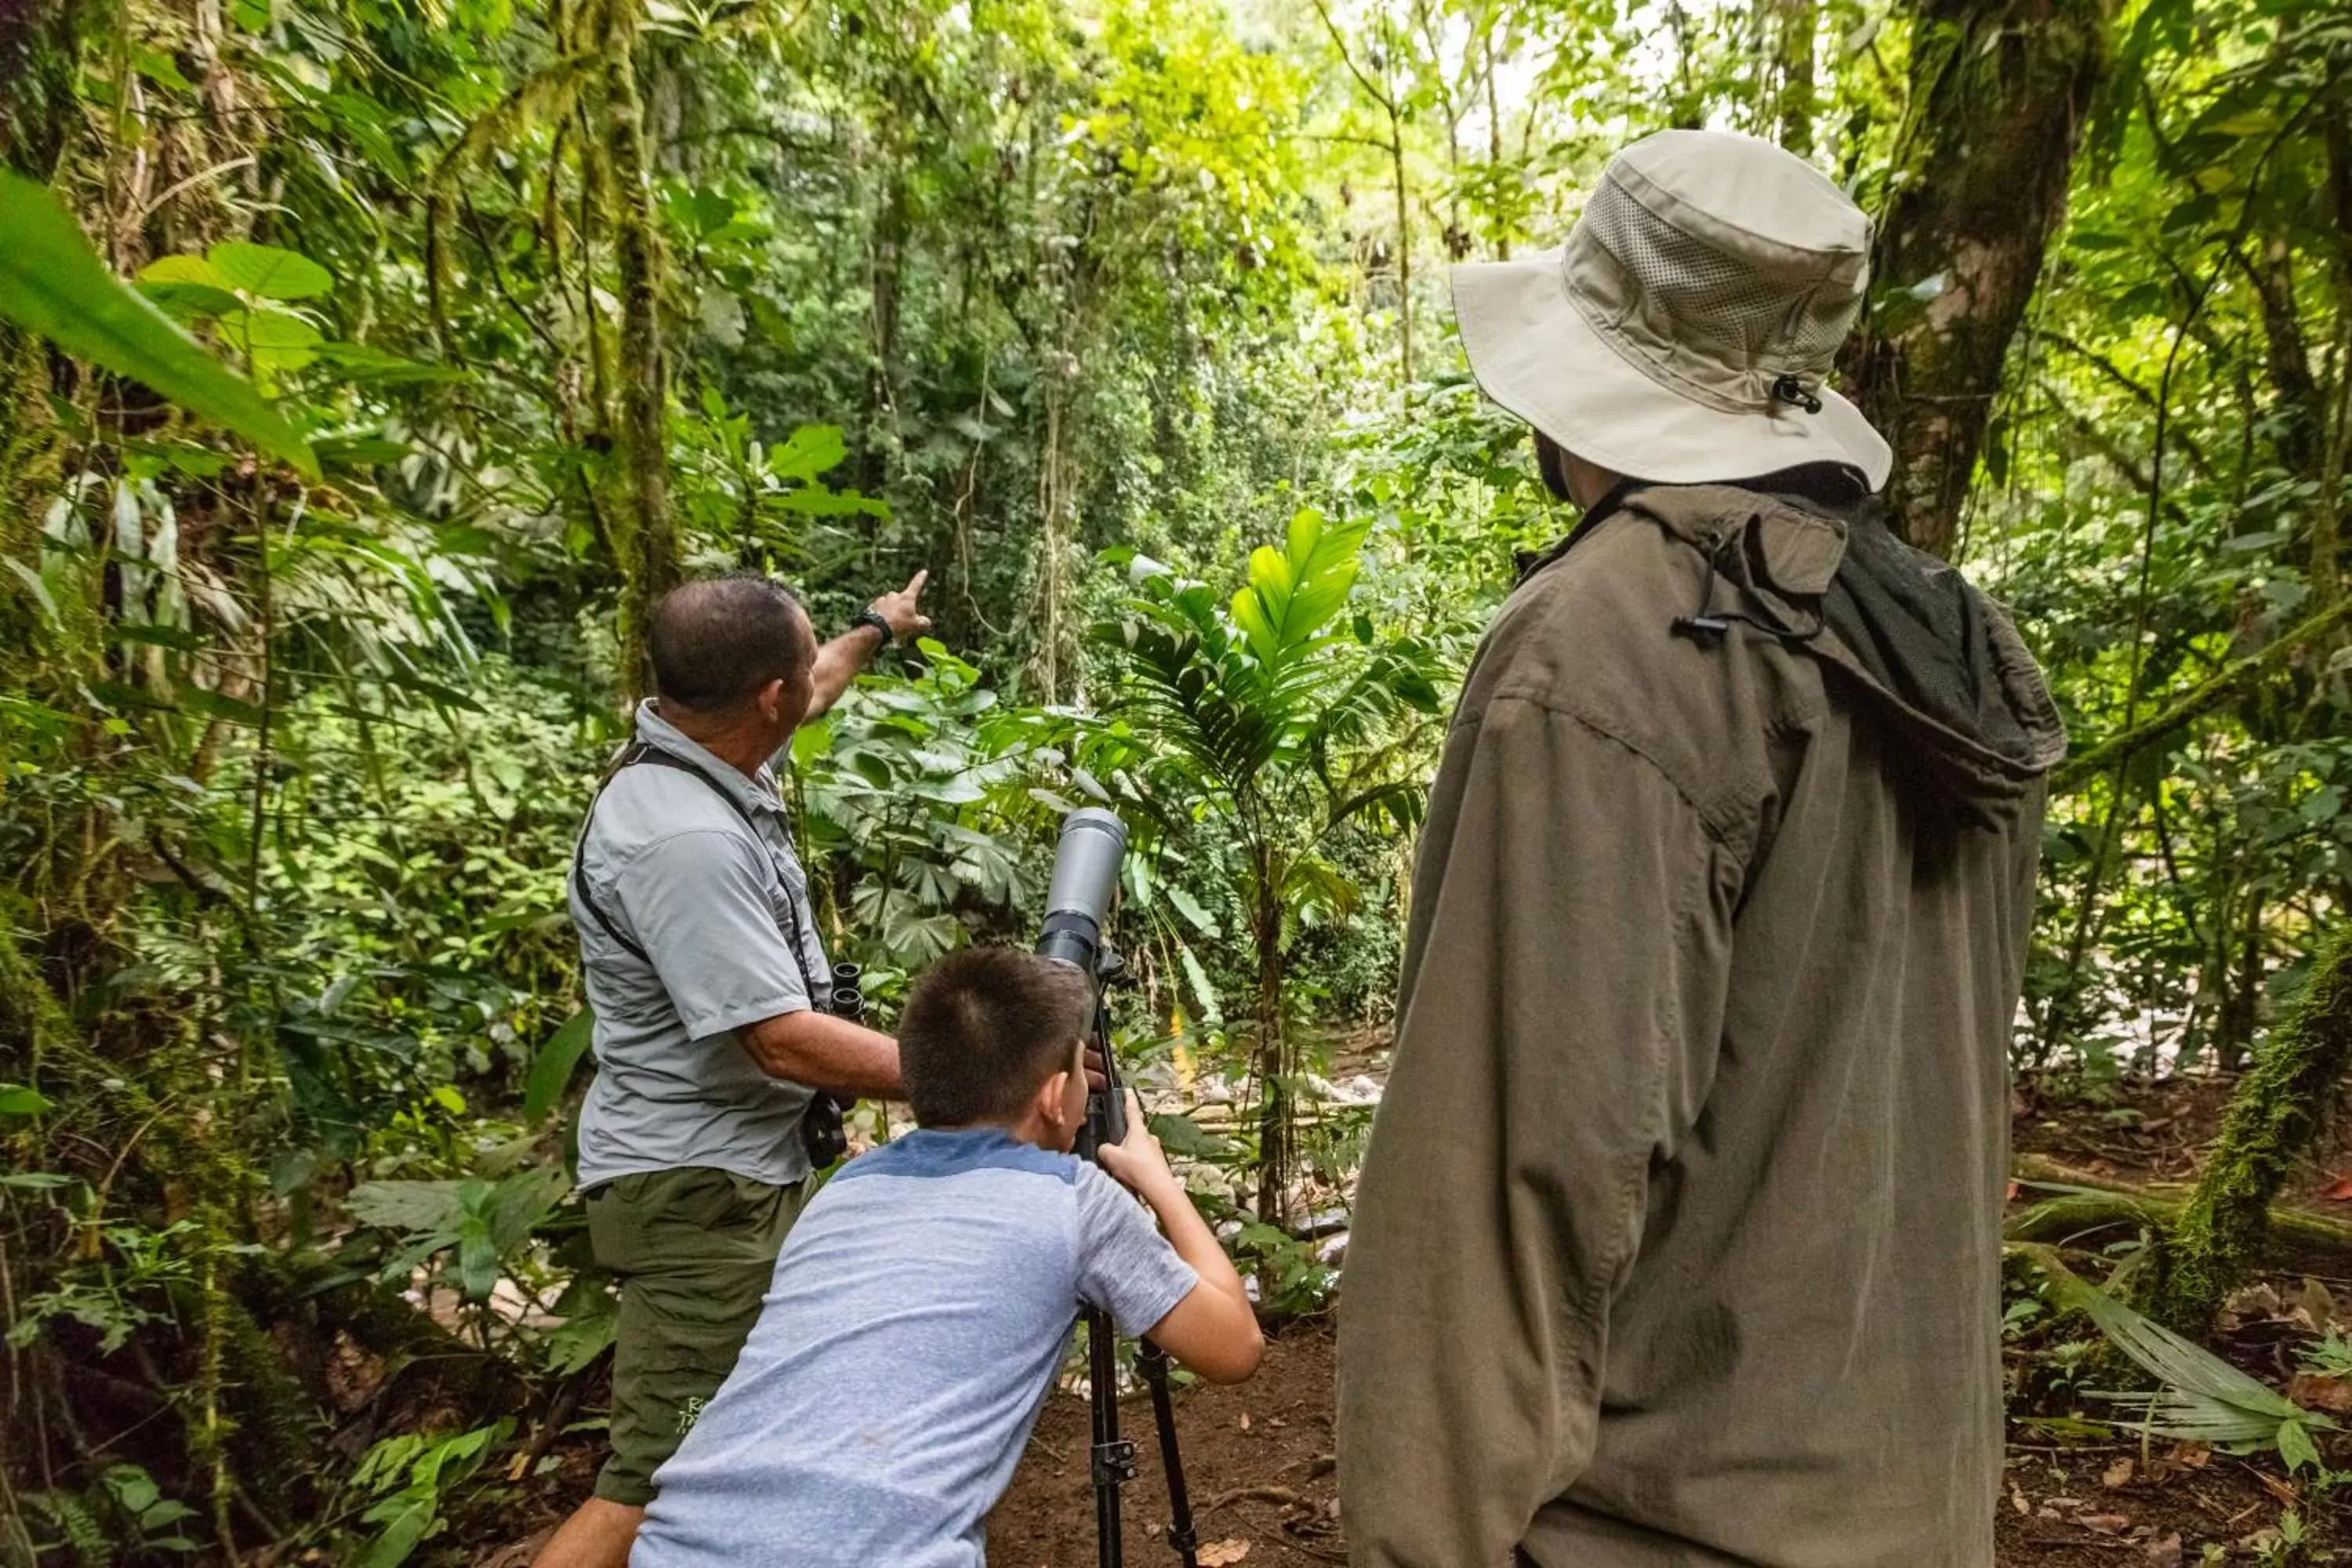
2150, 930, 2352, 1334
0, 174, 317, 477
3, 0, 2350, 1551
7, 1220, 241, 1356
2021, 1245, 2337, 1481
20, 1465, 200, 1565
796, 642, 1038, 970
1086, 511, 1439, 1219
522, 1008, 594, 1126
344, 1421, 513, 1568
1232, 1221, 1338, 1317
347, 1164, 568, 1301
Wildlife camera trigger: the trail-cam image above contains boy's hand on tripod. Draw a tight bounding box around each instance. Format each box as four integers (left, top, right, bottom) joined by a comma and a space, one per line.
1095, 1090, 1177, 1200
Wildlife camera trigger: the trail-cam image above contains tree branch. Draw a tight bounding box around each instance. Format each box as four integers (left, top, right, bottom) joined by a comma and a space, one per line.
2053, 595, 2352, 790
1306, 0, 1398, 116
2041, 333, 2218, 481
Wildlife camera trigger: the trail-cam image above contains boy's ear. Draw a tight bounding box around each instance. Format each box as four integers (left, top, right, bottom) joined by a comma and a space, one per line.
1036, 1068, 1073, 1127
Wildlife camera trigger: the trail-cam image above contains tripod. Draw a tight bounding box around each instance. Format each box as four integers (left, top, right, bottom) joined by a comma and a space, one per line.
1077, 955, 1200, 1568
1034, 808, 1198, 1568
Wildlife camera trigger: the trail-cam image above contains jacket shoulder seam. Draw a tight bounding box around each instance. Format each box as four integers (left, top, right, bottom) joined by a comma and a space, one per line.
1472, 688, 1751, 848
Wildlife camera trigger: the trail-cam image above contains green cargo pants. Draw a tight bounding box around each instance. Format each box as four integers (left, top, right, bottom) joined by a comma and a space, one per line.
583, 1166, 807, 1506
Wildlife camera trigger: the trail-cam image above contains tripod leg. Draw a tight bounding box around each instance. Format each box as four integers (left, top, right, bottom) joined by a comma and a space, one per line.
1135, 1339, 1199, 1568
1088, 1307, 1134, 1568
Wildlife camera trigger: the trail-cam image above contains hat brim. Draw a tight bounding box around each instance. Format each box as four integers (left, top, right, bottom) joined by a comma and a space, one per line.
1450, 247, 1893, 492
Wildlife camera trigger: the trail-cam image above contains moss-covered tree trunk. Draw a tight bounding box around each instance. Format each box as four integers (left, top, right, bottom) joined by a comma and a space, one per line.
1838, 0, 2111, 559
2147, 930, 2352, 1336
0, 0, 83, 176
1769, 0, 1817, 155
602, 7, 678, 699
1, 0, 85, 655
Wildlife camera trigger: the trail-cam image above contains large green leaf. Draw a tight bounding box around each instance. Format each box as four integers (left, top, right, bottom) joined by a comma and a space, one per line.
1177, 941, 1223, 1023
2024, 1245, 2332, 1446
138, 254, 233, 290
487, 1164, 569, 1252
768, 423, 851, 483
346, 1179, 466, 1233
359, 1498, 432, 1568
0, 1083, 53, 1116
220, 307, 325, 373
136, 256, 244, 318
1162, 882, 1220, 936
207, 241, 334, 300
544, 1302, 619, 1375
1231, 506, 1368, 665
0, 174, 317, 477
522, 1007, 594, 1124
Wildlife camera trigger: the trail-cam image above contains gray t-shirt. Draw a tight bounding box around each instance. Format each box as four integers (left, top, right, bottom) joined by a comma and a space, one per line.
633, 1128, 1201, 1568
567, 702, 829, 1189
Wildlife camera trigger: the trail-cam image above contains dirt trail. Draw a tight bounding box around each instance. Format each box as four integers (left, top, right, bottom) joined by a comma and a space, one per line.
981, 1316, 2336, 1567
477, 1073, 2352, 1563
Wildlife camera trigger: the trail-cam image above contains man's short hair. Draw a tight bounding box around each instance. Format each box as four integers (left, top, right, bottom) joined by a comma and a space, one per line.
649, 573, 813, 715
898, 948, 1095, 1128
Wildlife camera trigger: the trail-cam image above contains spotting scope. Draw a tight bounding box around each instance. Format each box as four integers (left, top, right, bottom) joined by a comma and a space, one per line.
1036, 808, 1127, 969
1035, 806, 1129, 1143
1029, 806, 1198, 1568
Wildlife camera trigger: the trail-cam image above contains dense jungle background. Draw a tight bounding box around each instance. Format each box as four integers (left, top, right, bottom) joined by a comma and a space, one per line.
5, 0, 2352, 1558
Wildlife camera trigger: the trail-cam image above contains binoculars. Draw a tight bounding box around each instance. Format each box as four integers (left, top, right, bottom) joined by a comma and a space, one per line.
799, 964, 864, 1167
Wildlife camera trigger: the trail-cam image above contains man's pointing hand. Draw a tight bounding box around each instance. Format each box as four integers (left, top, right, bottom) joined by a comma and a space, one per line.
871, 569, 932, 643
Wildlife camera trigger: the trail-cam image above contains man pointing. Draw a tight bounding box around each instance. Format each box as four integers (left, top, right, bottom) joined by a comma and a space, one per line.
536, 569, 931, 1568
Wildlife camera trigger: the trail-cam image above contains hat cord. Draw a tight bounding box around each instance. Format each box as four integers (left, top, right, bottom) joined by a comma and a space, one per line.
1770, 373, 1824, 415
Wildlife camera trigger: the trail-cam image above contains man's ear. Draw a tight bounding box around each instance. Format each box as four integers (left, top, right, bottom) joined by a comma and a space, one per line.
1036, 1069, 1073, 1128
756, 676, 787, 724
1533, 431, 1573, 503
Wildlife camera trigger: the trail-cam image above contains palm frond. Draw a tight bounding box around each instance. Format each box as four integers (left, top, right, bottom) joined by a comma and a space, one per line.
2016, 1243, 2334, 1446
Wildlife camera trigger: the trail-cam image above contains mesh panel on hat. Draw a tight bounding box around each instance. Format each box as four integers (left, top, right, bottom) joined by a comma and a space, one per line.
1579, 175, 1859, 372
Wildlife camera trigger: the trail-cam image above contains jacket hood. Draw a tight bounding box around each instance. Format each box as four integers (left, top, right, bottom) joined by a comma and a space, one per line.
1607, 483, 2066, 821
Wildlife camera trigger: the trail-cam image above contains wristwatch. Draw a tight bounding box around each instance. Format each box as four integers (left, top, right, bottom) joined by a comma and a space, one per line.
851, 608, 894, 648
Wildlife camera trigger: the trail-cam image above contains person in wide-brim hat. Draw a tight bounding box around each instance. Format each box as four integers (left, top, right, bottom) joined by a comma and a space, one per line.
1451, 127, 1892, 498
1337, 129, 2064, 1568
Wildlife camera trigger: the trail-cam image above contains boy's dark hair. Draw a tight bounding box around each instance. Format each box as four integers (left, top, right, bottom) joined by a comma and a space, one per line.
650, 573, 812, 715
898, 947, 1095, 1128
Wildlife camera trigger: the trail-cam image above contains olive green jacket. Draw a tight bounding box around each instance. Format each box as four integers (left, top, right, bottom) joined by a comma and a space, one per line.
1337, 484, 2063, 1567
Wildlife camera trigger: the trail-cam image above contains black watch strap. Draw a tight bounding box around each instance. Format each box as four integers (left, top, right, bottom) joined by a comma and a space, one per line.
851, 608, 894, 648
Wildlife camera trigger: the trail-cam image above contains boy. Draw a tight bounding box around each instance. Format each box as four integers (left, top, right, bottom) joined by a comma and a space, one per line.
630, 946, 1264, 1567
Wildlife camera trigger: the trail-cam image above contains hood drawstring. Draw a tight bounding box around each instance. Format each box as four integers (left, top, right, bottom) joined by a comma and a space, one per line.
1673, 526, 1827, 645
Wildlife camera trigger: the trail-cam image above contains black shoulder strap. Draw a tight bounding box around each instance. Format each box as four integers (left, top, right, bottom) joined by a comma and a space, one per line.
572, 743, 825, 1006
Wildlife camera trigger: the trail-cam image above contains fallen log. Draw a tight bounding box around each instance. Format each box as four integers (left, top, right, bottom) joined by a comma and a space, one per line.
2007, 1153, 2352, 1278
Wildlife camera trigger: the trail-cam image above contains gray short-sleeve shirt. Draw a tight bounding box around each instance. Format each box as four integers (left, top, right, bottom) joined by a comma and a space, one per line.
633, 1129, 1201, 1568
568, 701, 829, 1189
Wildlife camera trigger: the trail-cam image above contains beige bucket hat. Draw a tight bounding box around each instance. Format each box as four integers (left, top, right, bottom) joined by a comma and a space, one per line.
1451, 129, 1893, 489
